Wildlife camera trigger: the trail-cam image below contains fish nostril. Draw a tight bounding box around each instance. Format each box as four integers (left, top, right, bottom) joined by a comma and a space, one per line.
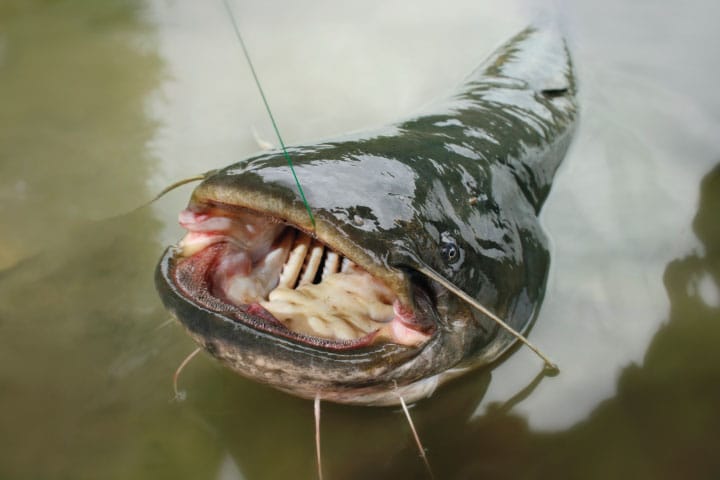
541, 87, 568, 98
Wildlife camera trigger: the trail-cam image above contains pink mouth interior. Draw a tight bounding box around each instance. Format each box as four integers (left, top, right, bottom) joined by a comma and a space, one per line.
173, 205, 432, 348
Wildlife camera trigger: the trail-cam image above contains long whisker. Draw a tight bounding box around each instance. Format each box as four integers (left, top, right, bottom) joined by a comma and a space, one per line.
150, 173, 211, 203
314, 394, 324, 480
398, 393, 434, 479
416, 264, 559, 373
153, 317, 175, 332
173, 347, 202, 400
117, 172, 211, 217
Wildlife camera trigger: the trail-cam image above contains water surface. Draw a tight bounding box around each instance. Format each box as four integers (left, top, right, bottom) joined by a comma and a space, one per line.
1, 1, 719, 479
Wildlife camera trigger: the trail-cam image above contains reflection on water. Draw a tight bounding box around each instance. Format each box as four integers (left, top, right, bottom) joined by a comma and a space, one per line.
0, 0, 161, 269
1, 0, 719, 479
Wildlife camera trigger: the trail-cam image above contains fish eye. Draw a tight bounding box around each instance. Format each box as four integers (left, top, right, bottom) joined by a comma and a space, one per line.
441, 242, 457, 261
440, 239, 460, 264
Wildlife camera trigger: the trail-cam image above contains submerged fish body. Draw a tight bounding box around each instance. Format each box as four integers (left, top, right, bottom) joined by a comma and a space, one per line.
156, 26, 578, 405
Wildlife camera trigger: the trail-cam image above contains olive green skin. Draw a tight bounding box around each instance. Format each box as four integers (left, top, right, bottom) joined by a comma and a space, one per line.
156, 27, 578, 405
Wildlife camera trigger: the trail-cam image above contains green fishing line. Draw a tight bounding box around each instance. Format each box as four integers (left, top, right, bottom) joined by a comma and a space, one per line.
222, 0, 316, 229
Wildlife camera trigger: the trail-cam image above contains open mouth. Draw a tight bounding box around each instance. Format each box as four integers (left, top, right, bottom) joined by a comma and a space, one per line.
169, 203, 434, 350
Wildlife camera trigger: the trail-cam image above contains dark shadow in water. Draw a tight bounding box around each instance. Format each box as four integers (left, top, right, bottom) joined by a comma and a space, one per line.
493, 365, 551, 415
334, 163, 720, 480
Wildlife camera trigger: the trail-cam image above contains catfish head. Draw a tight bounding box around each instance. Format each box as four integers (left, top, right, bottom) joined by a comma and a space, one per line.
155, 27, 577, 405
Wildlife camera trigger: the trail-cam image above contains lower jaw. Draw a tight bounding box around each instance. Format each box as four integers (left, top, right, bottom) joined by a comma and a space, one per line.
157, 243, 455, 407
172, 243, 386, 350
171, 239, 434, 350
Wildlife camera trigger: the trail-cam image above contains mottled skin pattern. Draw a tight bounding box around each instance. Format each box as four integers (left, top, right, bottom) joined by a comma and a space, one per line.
156, 27, 578, 405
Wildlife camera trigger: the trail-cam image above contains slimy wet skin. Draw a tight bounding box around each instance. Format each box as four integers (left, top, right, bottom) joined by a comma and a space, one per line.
156, 27, 578, 406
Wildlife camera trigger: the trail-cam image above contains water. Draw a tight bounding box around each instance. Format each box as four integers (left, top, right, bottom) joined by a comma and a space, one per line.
1, 0, 719, 479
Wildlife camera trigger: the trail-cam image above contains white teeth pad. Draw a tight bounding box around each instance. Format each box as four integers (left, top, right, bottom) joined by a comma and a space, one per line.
260, 230, 394, 340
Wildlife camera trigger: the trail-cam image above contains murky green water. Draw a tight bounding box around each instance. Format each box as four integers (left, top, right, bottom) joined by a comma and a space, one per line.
1, 1, 719, 479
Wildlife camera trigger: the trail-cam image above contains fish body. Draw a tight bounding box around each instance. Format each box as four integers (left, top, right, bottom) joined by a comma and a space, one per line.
156, 26, 577, 405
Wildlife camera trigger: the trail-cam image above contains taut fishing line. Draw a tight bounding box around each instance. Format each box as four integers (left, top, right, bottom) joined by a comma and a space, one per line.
221, 0, 316, 230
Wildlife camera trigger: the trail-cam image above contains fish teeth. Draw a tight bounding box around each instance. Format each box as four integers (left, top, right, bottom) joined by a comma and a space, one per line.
299, 241, 324, 286
341, 257, 356, 273
321, 251, 340, 280
274, 228, 295, 265
277, 231, 309, 288
264, 228, 400, 342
